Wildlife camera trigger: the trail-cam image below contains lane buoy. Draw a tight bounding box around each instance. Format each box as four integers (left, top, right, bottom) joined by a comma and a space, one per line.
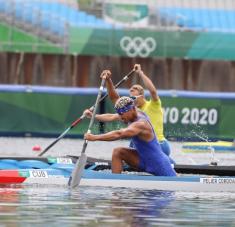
32, 145, 41, 151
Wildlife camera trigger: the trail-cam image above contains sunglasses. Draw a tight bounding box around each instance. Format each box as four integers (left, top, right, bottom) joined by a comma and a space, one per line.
130, 96, 137, 100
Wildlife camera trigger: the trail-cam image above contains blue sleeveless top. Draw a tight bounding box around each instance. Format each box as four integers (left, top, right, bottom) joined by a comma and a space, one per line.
130, 112, 176, 176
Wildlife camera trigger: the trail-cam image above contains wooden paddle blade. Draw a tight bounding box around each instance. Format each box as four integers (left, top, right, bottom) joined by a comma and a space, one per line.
68, 153, 87, 188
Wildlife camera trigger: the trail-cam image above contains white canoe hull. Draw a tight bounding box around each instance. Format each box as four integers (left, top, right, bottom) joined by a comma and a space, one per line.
80, 178, 235, 192
15, 169, 235, 192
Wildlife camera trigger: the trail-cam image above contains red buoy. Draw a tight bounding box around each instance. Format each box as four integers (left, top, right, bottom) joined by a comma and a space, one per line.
32, 145, 41, 151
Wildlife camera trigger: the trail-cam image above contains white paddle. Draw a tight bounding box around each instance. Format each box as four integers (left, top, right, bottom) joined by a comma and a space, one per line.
68, 78, 106, 188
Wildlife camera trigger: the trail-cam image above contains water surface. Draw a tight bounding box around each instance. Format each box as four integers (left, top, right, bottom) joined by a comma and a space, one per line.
0, 137, 235, 226
1, 185, 235, 226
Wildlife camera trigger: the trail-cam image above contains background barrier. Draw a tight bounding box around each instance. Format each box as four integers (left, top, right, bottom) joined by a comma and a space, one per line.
0, 85, 234, 141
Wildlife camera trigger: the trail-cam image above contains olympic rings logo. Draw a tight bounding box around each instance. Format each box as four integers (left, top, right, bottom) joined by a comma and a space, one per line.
120, 36, 157, 58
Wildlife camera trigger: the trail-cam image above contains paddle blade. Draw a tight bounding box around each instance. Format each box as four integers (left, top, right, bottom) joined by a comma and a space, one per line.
68, 153, 87, 188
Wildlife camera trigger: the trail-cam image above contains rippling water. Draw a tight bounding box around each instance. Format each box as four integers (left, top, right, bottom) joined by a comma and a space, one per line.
1, 185, 235, 226
0, 137, 235, 226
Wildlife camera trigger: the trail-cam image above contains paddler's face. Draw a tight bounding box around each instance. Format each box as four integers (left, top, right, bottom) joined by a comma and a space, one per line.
129, 87, 145, 108
129, 87, 140, 97
119, 108, 136, 123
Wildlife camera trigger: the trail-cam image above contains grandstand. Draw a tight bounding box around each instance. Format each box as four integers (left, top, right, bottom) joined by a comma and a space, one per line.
1, 0, 235, 51
0, 0, 235, 91
0, 0, 113, 50
99, 0, 235, 33
157, 7, 235, 33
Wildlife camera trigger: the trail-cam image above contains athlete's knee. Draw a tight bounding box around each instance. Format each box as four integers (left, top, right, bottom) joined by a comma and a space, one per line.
112, 147, 122, 158
112, 147, 126, 159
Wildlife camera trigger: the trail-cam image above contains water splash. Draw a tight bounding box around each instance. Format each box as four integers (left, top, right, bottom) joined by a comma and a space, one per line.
191, 130, 219, 166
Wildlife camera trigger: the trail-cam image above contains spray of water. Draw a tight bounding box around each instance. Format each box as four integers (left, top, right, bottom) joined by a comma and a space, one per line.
191, 130, 219, 166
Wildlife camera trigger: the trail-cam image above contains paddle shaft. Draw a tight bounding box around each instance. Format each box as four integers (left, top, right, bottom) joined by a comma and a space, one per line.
80, 78, 106, 155
38, 69, 135, 157
69, 78, 106, 188
38, 119, 83, 156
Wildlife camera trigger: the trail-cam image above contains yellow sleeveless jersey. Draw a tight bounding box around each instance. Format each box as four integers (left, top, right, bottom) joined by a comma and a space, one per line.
139, 98, 165, 141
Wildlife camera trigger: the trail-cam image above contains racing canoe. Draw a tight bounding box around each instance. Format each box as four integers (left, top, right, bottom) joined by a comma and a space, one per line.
0, 157, 235, 192
1, 156, 235, 176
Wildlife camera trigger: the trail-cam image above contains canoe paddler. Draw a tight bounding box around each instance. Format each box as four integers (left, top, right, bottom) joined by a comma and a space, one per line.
103, 65, 175, 164
84, 65, 175, 164
84, 96, 176, 177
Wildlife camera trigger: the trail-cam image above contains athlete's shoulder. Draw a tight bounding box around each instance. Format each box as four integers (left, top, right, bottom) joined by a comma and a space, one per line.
146, 98, 162, 107
137, 110, 150, 120
129, 118, 148, 131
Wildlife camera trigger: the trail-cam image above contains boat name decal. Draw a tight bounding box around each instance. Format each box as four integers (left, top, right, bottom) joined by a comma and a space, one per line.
95, 162, 109, 166
200, 178, 235, 184
56, 158, 73, 164
29, 170, 49, 178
